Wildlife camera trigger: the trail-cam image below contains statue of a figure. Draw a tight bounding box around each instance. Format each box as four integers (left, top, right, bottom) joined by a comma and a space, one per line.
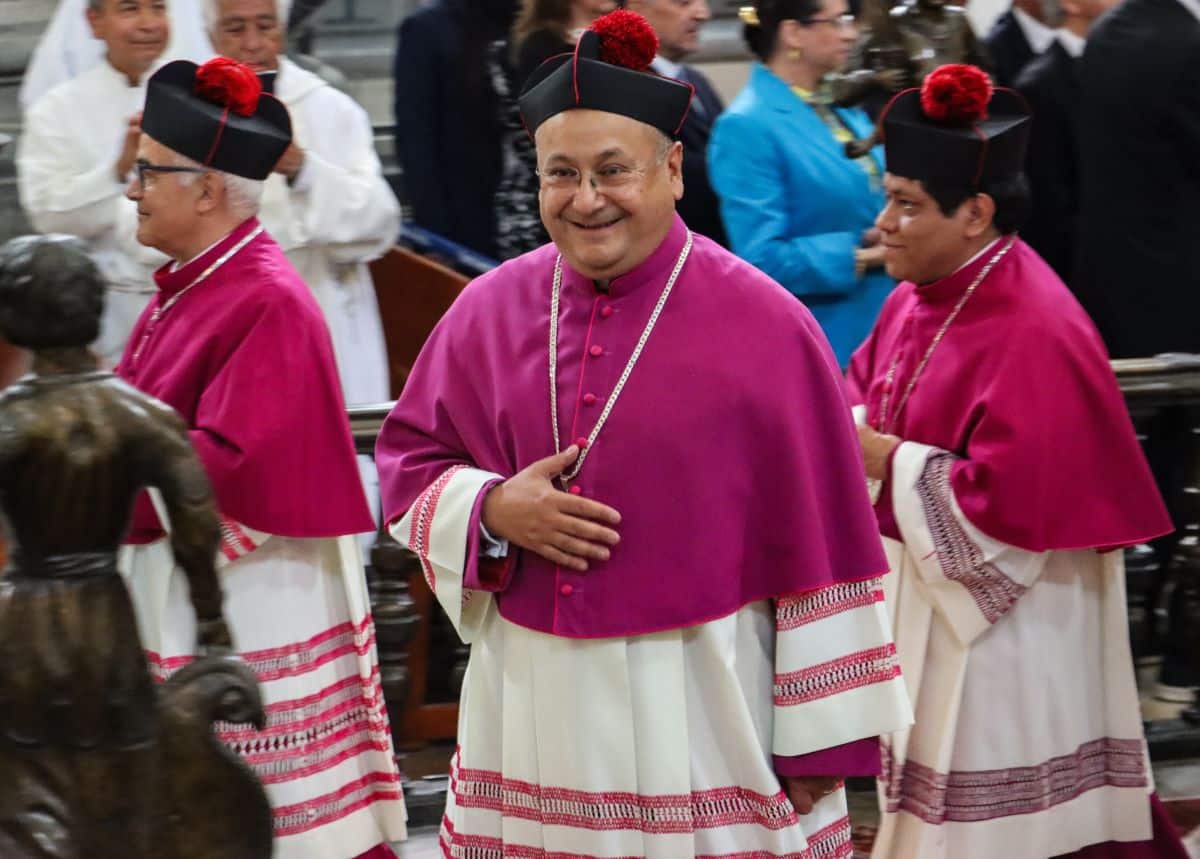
833, 0, 992, 155
0, 235, 272, 858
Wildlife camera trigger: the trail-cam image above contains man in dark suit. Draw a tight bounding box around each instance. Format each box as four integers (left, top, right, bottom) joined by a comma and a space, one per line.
1074, 0, 1200, 358
984, 0, 1056, 87
393, 0, 516, 258
626, 0, 729, 247
1015, 0, 1113, 284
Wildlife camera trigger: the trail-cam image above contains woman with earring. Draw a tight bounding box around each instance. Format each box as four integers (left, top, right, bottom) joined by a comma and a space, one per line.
490, 0, 617, 259
708, 0, 892, 367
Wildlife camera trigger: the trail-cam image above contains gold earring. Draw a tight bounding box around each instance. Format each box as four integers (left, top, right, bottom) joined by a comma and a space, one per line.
788, 48, 803, 61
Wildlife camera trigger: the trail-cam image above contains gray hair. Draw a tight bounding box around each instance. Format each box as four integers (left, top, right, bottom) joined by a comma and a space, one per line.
171, 152, 265, 219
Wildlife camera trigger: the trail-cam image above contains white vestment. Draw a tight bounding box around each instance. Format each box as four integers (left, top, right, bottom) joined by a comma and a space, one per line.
870, 440, 1154, 859
17, 60, 165, 366
120, 520, 408, 857
259, 57, 398, 408
392, 466, 914, 858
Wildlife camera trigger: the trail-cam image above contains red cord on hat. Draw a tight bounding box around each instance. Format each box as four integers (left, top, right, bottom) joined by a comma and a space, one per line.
194, 57, 262, 117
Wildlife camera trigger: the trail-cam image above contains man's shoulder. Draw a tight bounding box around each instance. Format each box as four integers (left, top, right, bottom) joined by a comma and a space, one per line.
1015, 44, 1071, 96
27, 62, 111, 117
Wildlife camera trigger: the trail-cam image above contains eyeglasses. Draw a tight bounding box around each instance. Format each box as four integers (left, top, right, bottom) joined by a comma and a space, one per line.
802, 12, 857, 28
535, 162, 659, 193
133, 159, 209, 190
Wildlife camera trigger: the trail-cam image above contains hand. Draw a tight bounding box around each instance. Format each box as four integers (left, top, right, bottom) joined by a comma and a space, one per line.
875, 68, 909, 92
783, 776, 842, 815
196, 616, 234, 656
860, 227, 882, 248
854, 244, 887, 278
114, 112, 142, 183
858, 424, 901, 480
273, 142, 306, 181
482, 446, 621, 572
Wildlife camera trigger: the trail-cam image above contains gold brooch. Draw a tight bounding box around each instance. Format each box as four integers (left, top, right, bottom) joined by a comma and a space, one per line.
738, 5, 761, 26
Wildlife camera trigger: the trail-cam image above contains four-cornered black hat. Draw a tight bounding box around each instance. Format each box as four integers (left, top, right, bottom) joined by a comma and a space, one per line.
518, 10, 693, 139
881, 64, 1032, 189
142, 58, 292, 181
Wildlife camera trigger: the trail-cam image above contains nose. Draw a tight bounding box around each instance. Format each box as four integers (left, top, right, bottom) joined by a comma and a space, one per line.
697, 0, 712, 21
125, 176, 141, 202
874, 201, 895, 234
572, 176, 608, 214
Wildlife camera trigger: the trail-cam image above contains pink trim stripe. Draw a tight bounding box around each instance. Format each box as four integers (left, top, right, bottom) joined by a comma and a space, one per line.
219, 670, 383, 738
776, 579, 884, 631
274, 771, 404, 838
774, 644, 900, 707
410, 465, 467, 593
882, 737, 1148, 824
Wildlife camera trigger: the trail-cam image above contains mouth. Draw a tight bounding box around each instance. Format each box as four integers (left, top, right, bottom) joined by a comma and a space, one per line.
567, 215, 623, 232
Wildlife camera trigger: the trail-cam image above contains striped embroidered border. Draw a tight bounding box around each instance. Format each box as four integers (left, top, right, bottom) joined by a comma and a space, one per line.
774, 644, 900, 707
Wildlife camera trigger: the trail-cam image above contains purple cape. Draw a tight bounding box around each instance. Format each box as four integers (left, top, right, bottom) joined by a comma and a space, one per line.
377, 215, 887, 638
119, 217, 373, 541
847, 238, 1171, 552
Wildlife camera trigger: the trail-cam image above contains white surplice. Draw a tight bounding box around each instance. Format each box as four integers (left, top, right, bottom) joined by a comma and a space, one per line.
259, 57, 399, 409
391, 466, 914, 859
120, 521, 408, 858
870, 439, 1153, 859
17, 60, 168, 366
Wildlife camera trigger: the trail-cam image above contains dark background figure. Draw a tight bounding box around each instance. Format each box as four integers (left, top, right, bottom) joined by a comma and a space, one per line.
628, 0, 729, 247
1015, 0, 1113, 284
0, 234, 268, 859
984, 0, 1057, 87
491, 0, 614, 260
393, 0, 519, 258
1074, 0, 1200, 359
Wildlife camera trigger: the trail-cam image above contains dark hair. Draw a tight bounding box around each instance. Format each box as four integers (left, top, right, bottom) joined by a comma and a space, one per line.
0, 235, 104, 349
743, 0, 825, 62
512, 0, 573, 58
920, 173, 1033, 235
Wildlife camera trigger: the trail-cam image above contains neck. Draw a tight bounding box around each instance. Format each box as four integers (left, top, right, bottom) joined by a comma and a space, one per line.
33, 347, 98, 377
106, 54, 149, 87
659, 44, 687, 63
769, 56, 823, 92
1062, 15, 1090, 37
171, 214, 248, 265
925, 231, 1004, 284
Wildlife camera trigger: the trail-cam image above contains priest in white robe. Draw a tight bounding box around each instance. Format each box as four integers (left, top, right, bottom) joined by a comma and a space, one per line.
203, 0, 398, 409
377, 12, 913, 858
848, 65, 1187, 859
17, 0, 185, 366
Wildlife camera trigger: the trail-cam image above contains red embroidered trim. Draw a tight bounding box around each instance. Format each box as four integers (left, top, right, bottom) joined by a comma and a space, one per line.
219, 515, 261, 561
881, 737, 1149, 824
452, 767, 799, 834
776, 579, 885, 632
916, 453, 1028, 624
274, 771, 404, 837
410, 465, 468, 593
804, 815, 853, 859
774, 644, 900, 707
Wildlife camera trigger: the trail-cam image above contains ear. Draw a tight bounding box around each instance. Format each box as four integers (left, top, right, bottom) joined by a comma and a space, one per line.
86, 4, 104, 39
963, 192, 997, 238
666, 140, 684, 201
777, 18, 804, 48
196, 173, 221, 215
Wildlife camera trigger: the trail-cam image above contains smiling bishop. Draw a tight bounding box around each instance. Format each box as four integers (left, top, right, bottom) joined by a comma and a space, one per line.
847, 65, 1186, 859
376, 10, 912, 859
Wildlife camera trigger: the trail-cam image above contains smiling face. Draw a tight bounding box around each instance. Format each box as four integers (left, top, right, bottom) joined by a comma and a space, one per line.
778, 0, 858, 76
124, 135, 209, 259
208, 0, 283, 72
535, 109, 683, 281
86, 0, 169, 80
875, 172, 996, 284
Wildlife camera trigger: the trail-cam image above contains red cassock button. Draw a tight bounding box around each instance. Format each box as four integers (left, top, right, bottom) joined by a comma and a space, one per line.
574, 436, 589, 449
589, 345, 603, 357
583, 393, 598, 406
569, 485, 583, 495
560, 583, 574, 596
600, 305, 613, 319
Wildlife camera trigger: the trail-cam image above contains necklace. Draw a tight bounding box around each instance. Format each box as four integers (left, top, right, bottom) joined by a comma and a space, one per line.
876, 236, 1015, 435
549, 232, 693, 486
132, 225, 264, 365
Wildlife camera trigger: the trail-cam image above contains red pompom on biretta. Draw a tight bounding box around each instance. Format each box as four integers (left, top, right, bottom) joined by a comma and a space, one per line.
920, 64, 993, 124
590, 9, 659, 71
193, 57, 262, 117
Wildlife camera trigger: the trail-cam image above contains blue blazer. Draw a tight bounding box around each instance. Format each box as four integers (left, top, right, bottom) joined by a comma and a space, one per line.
709, 64, 893, 366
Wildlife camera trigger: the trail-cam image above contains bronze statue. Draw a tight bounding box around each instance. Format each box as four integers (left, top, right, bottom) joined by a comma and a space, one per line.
834, 0, 992, 156
0, 235, 271, 858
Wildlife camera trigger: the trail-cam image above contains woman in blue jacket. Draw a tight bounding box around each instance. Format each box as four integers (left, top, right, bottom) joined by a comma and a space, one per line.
709, 0, 891, 366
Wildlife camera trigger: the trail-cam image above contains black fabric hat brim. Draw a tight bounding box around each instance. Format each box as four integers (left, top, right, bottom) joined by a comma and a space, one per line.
881, 88, 1032, 189
518, 32, 693, 139
142, 60, 292, 181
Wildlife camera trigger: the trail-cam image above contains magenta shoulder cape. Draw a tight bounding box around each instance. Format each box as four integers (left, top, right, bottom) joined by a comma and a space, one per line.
847, 238, 1171, 552
377, 215, 888, 638
118, 217, 373, 541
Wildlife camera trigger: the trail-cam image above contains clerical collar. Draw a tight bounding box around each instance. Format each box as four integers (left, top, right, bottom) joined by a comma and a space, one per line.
1054, 28, 1086, 58
560, 213, 690, 299
914, 236, 1004, 304
170, 232, 231, 272
1012, 7, 1057, 53
651, 56, 684, 80
103, 55, 158, 88
154, 217, 261, 300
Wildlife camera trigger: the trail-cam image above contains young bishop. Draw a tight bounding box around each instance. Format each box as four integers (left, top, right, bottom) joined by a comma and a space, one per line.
376, 11, 912, 858
848, 65, 1188, 858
